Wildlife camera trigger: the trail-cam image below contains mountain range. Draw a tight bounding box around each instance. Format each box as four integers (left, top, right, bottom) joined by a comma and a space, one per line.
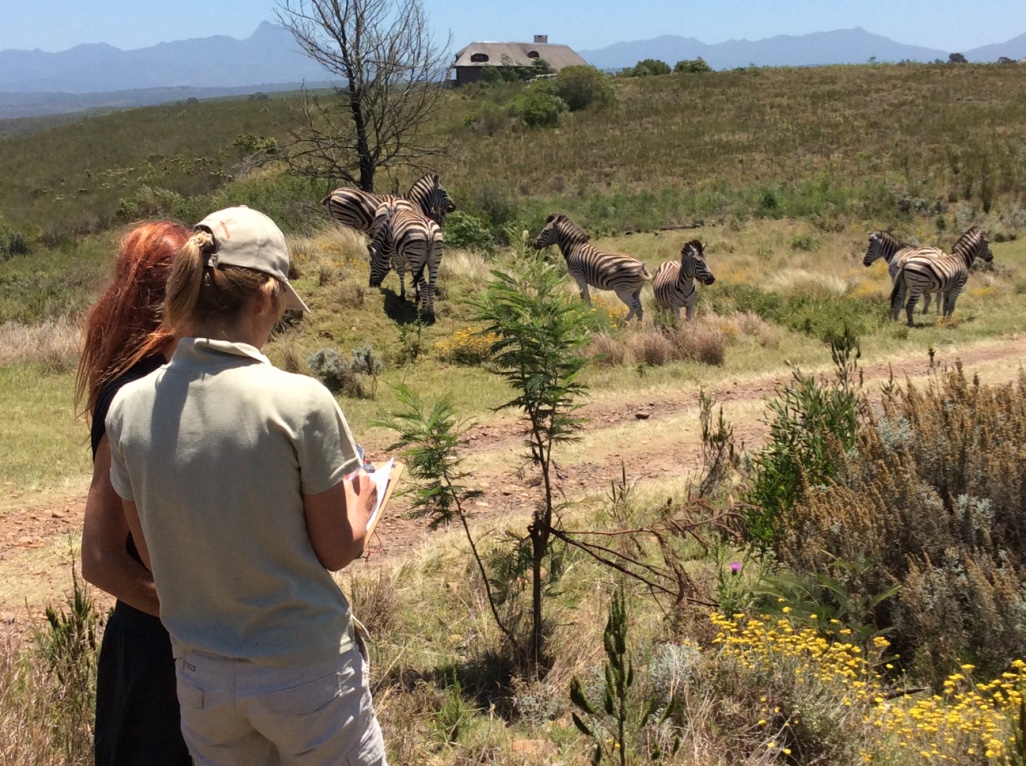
1, 22, 1024, 120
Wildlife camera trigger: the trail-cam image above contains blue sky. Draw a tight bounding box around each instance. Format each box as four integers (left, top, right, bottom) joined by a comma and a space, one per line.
1, 0, 1023, 54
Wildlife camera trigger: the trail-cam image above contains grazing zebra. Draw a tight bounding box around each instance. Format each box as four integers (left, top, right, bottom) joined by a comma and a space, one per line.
367, 199, 444, 322
890, 226, 992, 326
322, 173, 456, 233
654, 239, 716, 320
864, 231, 947, 314
532, 214, 652, 322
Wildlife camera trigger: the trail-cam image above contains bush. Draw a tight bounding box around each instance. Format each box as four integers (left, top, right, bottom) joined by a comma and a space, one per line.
674, 57, 713, 74
621, 58, 671, 77
115, 185, 183, 222
509, 88, 567, 128
550, 65, 616, 111
306, 348, 365, 398
443, 211, 495, 253
743, 332, 862, 549
776, 366, 1026, 685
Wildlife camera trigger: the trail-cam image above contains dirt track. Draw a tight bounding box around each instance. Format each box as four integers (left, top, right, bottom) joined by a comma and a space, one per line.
2, 335, 1024, 633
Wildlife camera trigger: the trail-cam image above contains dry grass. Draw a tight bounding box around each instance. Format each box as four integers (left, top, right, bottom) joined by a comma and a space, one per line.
0, 319, 81, 372
0, 632, 92, 766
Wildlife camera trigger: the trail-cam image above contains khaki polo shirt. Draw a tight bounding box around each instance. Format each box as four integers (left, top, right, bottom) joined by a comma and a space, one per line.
107, 338, 360, 667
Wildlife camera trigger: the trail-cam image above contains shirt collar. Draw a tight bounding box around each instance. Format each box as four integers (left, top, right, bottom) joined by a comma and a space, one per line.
171, 337, 271, 367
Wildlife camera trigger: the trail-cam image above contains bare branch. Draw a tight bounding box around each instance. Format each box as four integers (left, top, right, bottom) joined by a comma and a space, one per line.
275, 0, 452, 190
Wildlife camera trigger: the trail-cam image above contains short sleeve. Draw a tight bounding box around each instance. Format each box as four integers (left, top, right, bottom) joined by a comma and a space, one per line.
105, 396, 135, 502
294, 383, 361, 495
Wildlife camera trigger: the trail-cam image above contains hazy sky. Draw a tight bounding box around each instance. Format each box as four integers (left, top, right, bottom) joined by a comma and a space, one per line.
1, 0, 1023, 54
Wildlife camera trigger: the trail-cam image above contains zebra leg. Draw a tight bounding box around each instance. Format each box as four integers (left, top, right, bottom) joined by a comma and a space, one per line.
943, 287, 962, 317
905, 290, 919, 327
615, 288, 637, 321
685, 301, 695, 321
394, 254, 407, 300
922, 292, 932, 315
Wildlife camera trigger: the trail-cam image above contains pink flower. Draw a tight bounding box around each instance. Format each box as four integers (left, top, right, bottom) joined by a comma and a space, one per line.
730, 561, 742, 574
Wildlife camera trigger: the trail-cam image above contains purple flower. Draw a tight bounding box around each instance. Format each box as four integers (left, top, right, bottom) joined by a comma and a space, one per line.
730, 561, 742, 575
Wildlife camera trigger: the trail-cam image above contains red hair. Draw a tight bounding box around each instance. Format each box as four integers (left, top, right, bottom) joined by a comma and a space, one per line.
75, 220, 191, 419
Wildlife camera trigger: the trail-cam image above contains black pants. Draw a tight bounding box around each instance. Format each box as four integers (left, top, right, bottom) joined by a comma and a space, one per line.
94, 601, 191, 766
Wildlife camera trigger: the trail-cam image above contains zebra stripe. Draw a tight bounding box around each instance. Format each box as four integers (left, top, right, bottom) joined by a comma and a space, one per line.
890, 226, 992, 326
368, 200, 444, 322
654, 239, 716, 320
532, 214, 652, 322
322, 173, 456, 234
864, 231, 947, 314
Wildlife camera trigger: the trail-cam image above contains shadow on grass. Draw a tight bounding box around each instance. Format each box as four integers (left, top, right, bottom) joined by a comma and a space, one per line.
378, 651, 519, 721
377, 286, 421, 325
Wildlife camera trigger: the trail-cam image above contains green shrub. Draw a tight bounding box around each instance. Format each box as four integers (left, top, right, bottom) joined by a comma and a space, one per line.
551, 65, 616, 111
443, 211, 495, 253
674, 58, 713, 74
621, 59, 672, 77
510, 89, 567, 128
115, 185, 183, 222
743, 331, 862, 548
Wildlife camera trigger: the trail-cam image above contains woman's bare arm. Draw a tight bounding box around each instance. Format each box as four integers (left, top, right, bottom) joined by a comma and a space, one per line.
80, 436, 160, 616
303, 470, 377, 571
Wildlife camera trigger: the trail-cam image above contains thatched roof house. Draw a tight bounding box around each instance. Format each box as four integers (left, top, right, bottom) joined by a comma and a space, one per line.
452, 36, 588, 85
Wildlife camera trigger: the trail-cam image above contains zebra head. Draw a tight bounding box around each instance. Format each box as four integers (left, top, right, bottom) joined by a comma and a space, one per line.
367, 205, 395, 288
952, 226, 993, 266
864, 231, 902, 267
681, 240, 715, 285
407, 174, 456, 225
533, 214, 589, 251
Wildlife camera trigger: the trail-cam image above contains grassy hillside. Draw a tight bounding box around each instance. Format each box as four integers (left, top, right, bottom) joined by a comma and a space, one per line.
6, 64, 1026, 766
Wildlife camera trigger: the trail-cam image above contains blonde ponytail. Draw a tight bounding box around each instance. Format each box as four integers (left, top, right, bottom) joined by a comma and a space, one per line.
164, 230, 214, 331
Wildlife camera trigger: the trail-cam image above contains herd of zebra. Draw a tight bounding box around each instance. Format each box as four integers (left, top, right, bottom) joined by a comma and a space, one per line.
864, 226, 993, 327
322, 173, 993, 328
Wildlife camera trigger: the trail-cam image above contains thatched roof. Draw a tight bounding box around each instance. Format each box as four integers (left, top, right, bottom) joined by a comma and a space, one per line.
452, 42, 588, 70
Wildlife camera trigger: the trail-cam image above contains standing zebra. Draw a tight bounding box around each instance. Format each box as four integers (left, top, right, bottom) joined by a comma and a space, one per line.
323, 173, 456, 233
890, 226, 992, 326
654, 239, 716, 320
533, 214, 652, 322
864, 231, 946, 314
367, 199, 444, 322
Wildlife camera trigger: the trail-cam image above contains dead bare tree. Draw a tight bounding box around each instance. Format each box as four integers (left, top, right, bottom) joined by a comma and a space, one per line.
275, 0, 451, 191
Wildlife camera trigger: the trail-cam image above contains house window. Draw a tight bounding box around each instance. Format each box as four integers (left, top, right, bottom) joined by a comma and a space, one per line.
527, 51, 540, 59
470, 53, 489, 63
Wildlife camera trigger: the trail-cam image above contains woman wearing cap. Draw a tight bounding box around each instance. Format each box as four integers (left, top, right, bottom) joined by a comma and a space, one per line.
105, 206, 388, 765
76, 220, 193, 766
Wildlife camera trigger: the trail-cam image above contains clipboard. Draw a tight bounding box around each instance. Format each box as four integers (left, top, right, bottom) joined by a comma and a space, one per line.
363, 459, 405, 546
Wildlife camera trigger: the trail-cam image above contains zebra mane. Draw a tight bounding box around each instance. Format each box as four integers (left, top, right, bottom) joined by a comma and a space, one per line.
549, 214, 591, 243
681, 239, 705, 258
871, 231, 901, 247
951, 226, 989, 262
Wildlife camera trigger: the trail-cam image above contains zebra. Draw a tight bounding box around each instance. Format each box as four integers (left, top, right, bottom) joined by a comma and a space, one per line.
653, 239, 716, 320
322, 173, 456, 233
890, 226, 992, 326
864, 231, 947, 314
367, 199, 444, 322
533, 214, 652, 322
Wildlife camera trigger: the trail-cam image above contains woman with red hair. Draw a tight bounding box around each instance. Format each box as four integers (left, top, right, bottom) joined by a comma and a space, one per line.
75, 220, 192, 766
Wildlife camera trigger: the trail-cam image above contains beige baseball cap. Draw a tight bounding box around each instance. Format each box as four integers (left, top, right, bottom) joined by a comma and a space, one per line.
195, 206, 311, 313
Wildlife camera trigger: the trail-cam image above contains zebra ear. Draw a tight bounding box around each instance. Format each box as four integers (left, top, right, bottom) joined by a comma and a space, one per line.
545, 214, 557, 223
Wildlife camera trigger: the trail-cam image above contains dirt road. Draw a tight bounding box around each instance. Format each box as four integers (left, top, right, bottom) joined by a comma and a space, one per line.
2, 335, 1024, 632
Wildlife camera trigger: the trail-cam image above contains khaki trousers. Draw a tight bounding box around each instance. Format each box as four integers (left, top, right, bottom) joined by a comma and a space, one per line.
175, 646, 387, 766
